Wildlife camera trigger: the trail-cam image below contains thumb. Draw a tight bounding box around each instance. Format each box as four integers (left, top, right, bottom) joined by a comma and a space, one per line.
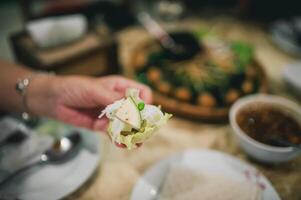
90, 86, 123, 107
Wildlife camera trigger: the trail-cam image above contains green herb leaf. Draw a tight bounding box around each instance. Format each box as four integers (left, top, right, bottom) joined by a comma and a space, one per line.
230, 41, 254, 72
137, 102, 145, 111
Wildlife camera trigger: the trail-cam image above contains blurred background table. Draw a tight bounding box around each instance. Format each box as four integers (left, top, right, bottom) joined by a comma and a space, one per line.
1, 0, 300, 199
65, 18, 301, 200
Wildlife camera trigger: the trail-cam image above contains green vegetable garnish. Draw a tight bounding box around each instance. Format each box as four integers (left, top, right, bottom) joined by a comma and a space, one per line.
138, 102, 145, 111
194, 28, 212, 39
231, 41, 254, 72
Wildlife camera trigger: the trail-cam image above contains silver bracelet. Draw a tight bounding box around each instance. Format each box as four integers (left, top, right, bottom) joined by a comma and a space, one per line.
16, 72, 54, 120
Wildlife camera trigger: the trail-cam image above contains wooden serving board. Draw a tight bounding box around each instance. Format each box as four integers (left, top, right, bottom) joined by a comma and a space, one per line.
118, 27, 269, 121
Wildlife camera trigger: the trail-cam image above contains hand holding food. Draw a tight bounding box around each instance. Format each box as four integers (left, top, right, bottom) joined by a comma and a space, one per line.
99, 88, 172, 149
14, 74, 152, 131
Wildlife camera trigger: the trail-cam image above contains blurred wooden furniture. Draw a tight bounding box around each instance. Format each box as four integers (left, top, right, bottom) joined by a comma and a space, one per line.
10, 29, 119, 76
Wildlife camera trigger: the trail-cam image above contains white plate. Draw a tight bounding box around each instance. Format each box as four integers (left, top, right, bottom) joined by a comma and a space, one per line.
131, 149, 281, 200
0, 126, 101, 200
283, 62, 301, 98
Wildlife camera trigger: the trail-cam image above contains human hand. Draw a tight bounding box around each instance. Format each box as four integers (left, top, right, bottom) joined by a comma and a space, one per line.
26, 75, 152, 131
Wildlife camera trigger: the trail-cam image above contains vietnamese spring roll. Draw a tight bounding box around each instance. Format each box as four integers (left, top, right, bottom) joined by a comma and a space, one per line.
98, 88, 172, 149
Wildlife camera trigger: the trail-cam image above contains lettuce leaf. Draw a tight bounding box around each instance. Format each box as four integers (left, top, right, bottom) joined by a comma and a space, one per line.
101, 88, 172, 150
108, 113, 172, 149
98, 99, 125, 119
126, 88, 143, 105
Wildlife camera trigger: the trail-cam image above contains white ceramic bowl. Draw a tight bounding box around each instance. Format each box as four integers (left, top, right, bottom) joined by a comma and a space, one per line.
229, 94, 301, 163
27, 14, 87, 49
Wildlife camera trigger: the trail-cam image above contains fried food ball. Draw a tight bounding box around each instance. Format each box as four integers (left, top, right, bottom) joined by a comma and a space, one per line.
133, 52, 146, 70
147, 67, 161, 82
214, 55, 234, 72
156, 81, 172, 95
225, 89, 240, 105
246, 66, 257, 79
174, 87, 192, 102
197, 93, 217, 107
242, 80, 254, 94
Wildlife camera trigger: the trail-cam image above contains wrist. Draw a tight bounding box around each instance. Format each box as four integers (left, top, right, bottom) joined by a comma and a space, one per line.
25, 72, 57, 117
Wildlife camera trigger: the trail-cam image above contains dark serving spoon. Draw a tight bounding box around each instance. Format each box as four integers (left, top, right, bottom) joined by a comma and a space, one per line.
138, 12, 201, 61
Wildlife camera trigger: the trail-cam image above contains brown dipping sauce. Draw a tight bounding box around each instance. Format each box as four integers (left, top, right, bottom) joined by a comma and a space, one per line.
236, 103, 301, 147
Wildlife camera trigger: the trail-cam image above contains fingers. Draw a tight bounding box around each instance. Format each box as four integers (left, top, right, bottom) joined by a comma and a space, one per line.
90, 85, 123, 106
114, 141, 143, 149
57, 76, 122, 108
138, 86, 153, 104
55, 105, 94, 129
114, 141, 126, 148
112, 76, 153, 104
93, 118, 109, 131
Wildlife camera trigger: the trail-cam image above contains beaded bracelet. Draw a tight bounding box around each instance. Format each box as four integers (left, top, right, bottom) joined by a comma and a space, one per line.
16, 72, 54, 120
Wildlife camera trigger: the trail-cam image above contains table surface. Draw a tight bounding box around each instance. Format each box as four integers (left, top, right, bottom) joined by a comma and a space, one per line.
68, 18, 301, 200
